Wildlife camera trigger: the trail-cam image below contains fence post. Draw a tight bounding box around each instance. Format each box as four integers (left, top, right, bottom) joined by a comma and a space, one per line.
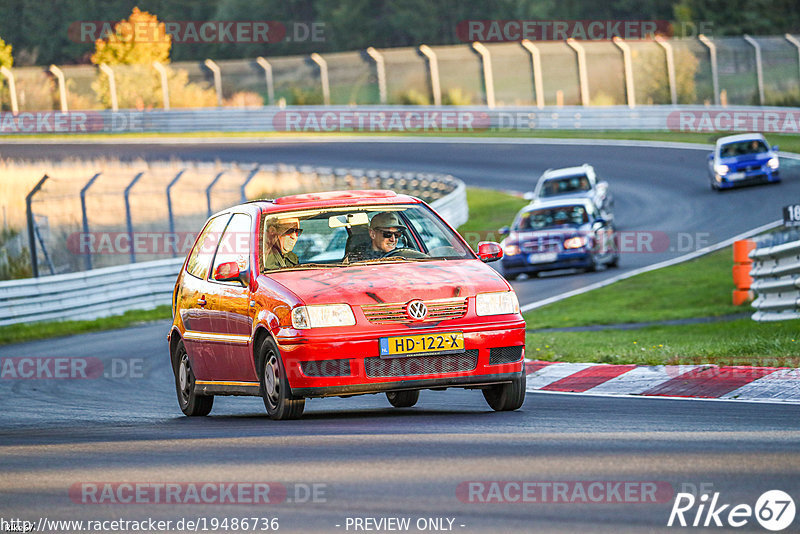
472, 42, 495, 108
743, 35, 765, 105
48, 65, 68, 112
565, 38, 590, 106
204, 59, 223, 107
0, 66, 19, 113
520, 39, 544, 109
153, 61, 170, 110
98, 64, 118, 111
166, 169, 186, 258
698, 34, 720, 105
206, 171, 226, 217
365, 47, 387, 104
25, 175, 49, 278
124, 172, 144, 264
612, 37, 635, 108
418, 45, 441, 106
655, 36, 678, 105
256, 57, 275, 105
309, 53, 330, 105
240, 166, 261, 203
786, 34, 800, 90
80, 173, 102, 270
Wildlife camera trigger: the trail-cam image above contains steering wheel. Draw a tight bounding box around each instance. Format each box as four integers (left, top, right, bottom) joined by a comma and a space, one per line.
381, 247, 429, 259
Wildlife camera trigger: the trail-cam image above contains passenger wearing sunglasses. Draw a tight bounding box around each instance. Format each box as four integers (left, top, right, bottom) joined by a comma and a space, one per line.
264, 216, 303, 269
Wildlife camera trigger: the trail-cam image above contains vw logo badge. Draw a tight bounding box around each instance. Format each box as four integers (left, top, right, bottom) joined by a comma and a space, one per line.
406, 300, 428, 321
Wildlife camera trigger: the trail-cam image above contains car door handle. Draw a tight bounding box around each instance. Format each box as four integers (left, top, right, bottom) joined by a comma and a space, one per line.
197, 296, 207, 307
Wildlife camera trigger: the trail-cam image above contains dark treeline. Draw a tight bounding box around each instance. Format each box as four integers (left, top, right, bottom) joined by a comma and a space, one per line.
0, 0, 798, 66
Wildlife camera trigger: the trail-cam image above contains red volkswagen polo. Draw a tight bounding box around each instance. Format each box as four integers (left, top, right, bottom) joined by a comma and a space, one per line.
168, 190, 526, 419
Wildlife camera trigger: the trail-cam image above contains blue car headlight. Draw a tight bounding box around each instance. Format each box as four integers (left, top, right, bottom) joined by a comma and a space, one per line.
767, 156, 779, 170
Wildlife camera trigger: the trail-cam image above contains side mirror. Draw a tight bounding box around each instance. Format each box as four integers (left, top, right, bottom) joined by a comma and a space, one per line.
523, 191, 535, 201
214, 261, 248, 286
477, 241, 503, 263
708, 153, 714, 160
773, 145, 779, 152
498, 226, 510, 236
592, 219, 606, 230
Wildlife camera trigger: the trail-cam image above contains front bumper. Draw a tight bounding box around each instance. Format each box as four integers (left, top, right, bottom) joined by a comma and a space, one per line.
714, 169, 780, 189
276, 322, 525, 398
501, 251, 592, 275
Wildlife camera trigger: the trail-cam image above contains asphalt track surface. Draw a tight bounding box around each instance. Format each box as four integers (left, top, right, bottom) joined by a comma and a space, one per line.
2, 139, 800, 532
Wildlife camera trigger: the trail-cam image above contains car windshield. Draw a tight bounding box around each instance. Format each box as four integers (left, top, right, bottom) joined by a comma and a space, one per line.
260, 204, 473, 271
720, 140, 768, 157
539, 175, 591, 197
515, 205, 588, 231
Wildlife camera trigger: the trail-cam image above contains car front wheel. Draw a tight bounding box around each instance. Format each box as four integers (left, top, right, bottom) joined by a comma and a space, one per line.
483, 369, 526, 411
386, 390, 420, 408
259, 337, 305, 420
174, 340, 213, 416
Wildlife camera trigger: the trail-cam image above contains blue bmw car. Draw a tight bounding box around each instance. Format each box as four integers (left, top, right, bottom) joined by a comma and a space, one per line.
499, 198, 618, 280
707, 133, 780, 191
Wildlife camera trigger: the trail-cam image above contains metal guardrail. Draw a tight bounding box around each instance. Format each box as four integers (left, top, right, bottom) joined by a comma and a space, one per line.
3, 105, 797, 134
750, 238, 800, 321
0, 174, 467, 326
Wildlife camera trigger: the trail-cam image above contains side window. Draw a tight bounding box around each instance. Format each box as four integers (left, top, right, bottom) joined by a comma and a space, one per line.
211, 213, 252, 281
186, 215, 230, 280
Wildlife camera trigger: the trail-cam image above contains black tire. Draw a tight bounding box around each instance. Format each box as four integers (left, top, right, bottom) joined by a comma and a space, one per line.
607, 253, 620, 268
482, 369, 526, 411
386, 390, 420, 408
502, 270, 519, 281
174, 340, 213, 416
585, 253, 599, 272
259, 337, 305, 420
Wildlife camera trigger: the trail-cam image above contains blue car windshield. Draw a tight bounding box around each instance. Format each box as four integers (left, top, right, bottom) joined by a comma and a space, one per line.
720, 140, 768, 158
516, 206, 588, 230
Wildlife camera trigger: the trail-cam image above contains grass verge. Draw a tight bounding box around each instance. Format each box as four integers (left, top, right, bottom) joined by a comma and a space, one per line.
523, 243, 800, 366
0, 305, 172, 346
523, 248, 742, 329
2, 130, 798, 154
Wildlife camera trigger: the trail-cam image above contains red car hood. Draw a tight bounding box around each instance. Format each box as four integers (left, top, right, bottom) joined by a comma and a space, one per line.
266, 260, 510, 306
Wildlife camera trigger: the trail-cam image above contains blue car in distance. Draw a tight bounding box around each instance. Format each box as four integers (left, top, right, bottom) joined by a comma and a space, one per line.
708, 133, 780, 191
498, 198, 618, 280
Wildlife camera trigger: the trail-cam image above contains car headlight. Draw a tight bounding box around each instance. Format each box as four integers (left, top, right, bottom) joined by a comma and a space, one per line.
476, 291, 519, 317
767, 156, 779, 170
291, 304, 356, 329
504, 243, 520, 256
714, 164, 729, 176
563, 236, 587, 249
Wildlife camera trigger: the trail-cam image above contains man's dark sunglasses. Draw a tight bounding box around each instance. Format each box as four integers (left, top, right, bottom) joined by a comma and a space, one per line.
282, 228, 303, 237
381, 230, 403, 239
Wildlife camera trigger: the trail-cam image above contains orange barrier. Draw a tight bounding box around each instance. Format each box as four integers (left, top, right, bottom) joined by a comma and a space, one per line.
732, 240, 756, 305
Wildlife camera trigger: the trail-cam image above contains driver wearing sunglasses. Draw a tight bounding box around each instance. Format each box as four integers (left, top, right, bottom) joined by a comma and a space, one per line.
264, 216, 303, 270
366, 211, 406, 258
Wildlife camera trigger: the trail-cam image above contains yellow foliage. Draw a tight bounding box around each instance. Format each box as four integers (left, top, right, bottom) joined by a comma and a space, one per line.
90, 7, 170, 66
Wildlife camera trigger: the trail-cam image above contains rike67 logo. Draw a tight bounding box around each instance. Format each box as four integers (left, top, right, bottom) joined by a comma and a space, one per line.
668, 490, 795, 531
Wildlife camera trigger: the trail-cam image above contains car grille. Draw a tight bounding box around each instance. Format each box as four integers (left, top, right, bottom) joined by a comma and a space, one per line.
361, 297, 468, 324
489, 346, 524, 365
364, 350, 479, 377
300, 359, 352, 377
521, 236, 562, 253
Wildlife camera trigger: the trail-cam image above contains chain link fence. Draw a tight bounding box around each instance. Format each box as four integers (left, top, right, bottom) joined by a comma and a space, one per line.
4, 159, 462, 278
3, 36, 800, 112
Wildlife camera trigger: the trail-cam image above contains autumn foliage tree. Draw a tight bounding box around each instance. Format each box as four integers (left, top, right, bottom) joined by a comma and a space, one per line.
90, 7, 216, 109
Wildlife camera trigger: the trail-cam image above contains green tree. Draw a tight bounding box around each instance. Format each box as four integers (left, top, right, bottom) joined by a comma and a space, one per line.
90, 7, 216, 109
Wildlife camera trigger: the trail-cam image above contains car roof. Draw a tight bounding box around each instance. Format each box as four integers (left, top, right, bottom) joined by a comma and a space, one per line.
540, 164, 594, 180
522, 197, 595, 213
716, 133, 767, 145
219, 190, 423, 217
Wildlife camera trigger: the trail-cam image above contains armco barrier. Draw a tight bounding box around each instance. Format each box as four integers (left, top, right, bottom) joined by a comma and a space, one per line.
3, 105, 799, 134
750, 238, 800, 321
0, 178, 466, 326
